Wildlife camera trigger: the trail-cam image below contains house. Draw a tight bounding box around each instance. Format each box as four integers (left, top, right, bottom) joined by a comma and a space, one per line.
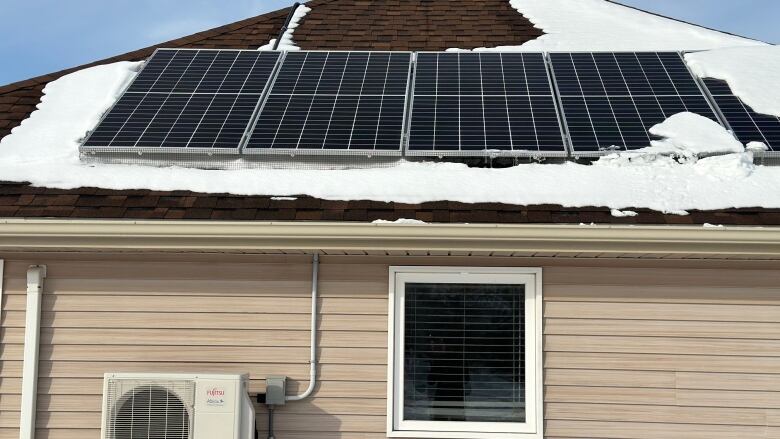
1, 0, 780, 438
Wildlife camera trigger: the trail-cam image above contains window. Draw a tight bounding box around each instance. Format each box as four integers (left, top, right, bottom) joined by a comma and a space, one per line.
388, 267, 543, 439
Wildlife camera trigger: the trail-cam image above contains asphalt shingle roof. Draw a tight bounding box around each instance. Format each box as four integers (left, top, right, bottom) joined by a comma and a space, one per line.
1, 182, 777, 225
0, 0, 777, 224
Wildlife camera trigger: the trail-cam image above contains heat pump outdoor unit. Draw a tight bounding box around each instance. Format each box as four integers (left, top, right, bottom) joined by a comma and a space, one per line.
101, 373, 255, 439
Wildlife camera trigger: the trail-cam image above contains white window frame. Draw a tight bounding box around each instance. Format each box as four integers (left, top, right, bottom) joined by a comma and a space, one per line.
387, 266, 543, 439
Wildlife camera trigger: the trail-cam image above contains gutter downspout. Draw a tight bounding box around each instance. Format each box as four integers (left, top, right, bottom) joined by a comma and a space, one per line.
19, 265, 46, 439
286, 253, 318, 401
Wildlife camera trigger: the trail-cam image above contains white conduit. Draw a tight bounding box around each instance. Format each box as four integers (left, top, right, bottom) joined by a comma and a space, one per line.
19, 265, 46, 439
286, 253, 319, 402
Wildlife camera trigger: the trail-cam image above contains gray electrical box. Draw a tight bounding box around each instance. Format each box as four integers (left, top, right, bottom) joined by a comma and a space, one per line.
265, 376, 287, 405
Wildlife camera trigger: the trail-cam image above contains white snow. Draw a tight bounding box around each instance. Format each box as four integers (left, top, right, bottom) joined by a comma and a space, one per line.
686, 46, 780, 118
0, 61, 141, 166
258, 4, 311, 51
2, 0, 780, 215
747, 141, 770, 153
501, 0, 765, 52
611, 209, 638, 218
638, 112, 744, 157
3, 153, 776, 213
2, 56, 780, 214
693, 152, 756, 180
372, 219, 428, 225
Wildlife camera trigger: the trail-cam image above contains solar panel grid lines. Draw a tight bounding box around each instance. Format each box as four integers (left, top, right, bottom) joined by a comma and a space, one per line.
700, 78, 780, 155
132, 51, 220, 149
83, 48, 765, 165
244, 50, 413, 156
407, 52, 568, 158
548, 51, 722, 156
81, 48, 282, 154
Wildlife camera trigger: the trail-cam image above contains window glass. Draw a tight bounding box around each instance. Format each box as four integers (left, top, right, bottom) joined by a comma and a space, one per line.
403, 283, 525, 423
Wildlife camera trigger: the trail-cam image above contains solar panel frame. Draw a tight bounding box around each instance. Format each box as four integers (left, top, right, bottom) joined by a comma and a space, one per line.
242, 50, 414, 157
547, 51, 726, 158
80, 48, 283, 157
697, 76, 780, 158
406, 51, 570, 158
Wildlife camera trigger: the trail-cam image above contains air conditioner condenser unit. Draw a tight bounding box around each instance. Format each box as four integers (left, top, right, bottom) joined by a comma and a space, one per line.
101, 373, 255, 439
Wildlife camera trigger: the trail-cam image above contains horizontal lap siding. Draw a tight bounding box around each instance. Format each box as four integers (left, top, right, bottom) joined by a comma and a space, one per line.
0, 256, 389, 438
1, 255, 780, 438
544, 265, 780, 439
0, 272, 23, 438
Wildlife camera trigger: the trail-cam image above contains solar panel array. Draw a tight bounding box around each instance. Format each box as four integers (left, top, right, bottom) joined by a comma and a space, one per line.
408, 52, 567, 157
83, 48, 766, 163
549, 52, 720, 156
245, 51, 412, 155
701, 78, 780, 154
83, 49, 281, 152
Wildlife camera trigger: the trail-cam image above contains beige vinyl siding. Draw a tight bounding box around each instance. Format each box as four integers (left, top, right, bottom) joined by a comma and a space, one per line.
0, 254, 779, 438
0, 266, 23, 439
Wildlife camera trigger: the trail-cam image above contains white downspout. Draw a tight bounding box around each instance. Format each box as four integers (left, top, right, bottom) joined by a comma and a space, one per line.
286, 253, 318, 401
19, 265, 46, 439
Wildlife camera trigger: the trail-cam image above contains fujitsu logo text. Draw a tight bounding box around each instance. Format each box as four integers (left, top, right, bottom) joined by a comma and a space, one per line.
207, 388, 225, 397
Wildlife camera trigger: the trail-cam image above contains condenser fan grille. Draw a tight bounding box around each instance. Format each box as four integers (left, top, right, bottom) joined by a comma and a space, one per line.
106, 380, 195, 439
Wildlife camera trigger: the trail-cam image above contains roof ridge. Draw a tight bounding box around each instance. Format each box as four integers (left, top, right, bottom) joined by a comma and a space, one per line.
0, 4, 296, 94
605, 0, 770, 45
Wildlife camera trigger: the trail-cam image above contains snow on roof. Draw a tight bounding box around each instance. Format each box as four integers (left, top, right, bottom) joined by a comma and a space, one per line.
686, 46, 780, 117
0, 0, 779, 214
639, 112, 744, 157
503, 0, 766, 51
258, 4, 312, 51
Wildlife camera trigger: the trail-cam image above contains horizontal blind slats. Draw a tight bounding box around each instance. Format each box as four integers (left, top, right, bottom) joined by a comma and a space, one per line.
403, 283, 526, 423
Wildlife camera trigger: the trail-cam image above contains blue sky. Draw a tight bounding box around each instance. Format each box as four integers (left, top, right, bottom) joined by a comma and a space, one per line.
1, 0, 777, 86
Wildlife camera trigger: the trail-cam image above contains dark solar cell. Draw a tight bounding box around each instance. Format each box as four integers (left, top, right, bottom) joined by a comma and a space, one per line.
550, 52, 721, 155
702, 78, 780, 153
245, 51, 412, 154
87, 49, 760, 162
407, 52, 567, 157
83, 49, 281, 152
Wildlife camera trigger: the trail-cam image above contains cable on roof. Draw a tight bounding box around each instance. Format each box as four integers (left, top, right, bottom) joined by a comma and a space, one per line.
273, 2, 302, 51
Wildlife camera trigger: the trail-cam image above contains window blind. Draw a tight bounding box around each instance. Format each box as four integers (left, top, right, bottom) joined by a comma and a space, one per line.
403, 283, 525, 423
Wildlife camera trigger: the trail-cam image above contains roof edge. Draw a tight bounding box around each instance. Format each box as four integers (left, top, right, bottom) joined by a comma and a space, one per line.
0, 219, 779, 257
0, 4, 296, 94
607, 0, 772, 45
2, 0, 770, 96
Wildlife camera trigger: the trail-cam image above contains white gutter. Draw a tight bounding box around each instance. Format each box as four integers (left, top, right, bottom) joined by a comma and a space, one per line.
0, 220, 779, 257
19, 265, 46, 439
286, 253, 319, 401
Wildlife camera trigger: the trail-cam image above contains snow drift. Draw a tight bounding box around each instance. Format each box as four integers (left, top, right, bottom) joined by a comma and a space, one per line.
503, 0, 765, 52
1, 0, 778, 214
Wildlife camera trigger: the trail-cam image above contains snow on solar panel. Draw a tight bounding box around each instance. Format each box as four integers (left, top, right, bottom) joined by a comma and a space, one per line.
701, 78, 780, 155
244, 51, 412, 156
549, 52, 721, 156
82, 49, 281, 153
407, 52, 567, 157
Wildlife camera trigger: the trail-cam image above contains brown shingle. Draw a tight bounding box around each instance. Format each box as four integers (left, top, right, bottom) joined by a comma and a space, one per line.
293, 0, 541, 52
0, 0, 537, 140
0, 2, 777, 226
0, 6, 290, 139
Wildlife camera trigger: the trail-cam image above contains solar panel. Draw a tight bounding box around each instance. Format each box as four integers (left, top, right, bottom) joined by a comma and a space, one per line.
407, 52, 567, 157
82, 49, 281, 154
244, 51, 412, 156
701, 78, 780, 155
549, 52, 721, 156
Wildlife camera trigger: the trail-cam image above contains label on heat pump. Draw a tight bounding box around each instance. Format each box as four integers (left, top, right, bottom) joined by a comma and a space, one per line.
206, 386, 226, 407
196, 380, 236, 413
